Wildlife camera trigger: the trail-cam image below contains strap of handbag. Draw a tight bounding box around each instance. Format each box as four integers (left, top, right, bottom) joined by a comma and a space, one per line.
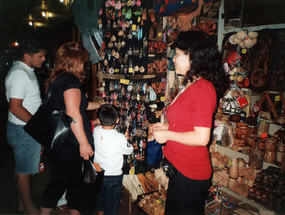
42, 77, 61, 107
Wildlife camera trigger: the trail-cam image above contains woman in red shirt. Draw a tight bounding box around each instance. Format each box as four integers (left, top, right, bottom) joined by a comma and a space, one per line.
152, 31, 229, 214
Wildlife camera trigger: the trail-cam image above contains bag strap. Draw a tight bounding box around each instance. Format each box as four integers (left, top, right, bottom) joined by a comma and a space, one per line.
42, 76, 62, 107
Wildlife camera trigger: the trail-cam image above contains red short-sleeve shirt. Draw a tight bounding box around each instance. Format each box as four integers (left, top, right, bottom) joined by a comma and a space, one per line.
163, 78, 216, 180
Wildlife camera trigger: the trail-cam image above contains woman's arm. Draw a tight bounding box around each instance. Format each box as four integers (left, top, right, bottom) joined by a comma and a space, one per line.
86, 101, 108, 110
153, 126, 211, 146
64, 89, 94, 160
86, 101, 101, 110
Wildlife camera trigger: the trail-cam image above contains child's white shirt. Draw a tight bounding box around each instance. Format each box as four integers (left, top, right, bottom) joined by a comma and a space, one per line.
93, 126, 133, 176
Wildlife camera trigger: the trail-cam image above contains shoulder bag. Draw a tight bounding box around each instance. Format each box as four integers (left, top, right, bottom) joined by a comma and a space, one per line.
23, 78, 73, 151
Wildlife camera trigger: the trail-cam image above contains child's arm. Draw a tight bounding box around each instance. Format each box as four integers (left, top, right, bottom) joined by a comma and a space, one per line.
122, 139, 134, 155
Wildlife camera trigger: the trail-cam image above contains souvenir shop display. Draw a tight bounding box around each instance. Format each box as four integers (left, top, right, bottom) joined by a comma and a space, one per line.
98, 0, 167, 173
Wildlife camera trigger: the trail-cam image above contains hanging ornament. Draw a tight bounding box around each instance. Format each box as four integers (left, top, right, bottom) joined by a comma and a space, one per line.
136, 0, 141, 6
105, 0, 110, 7
125, 8, 132, 19
110, 0, 116, 7
126, 0, 132, 7
115, 0, 122, 10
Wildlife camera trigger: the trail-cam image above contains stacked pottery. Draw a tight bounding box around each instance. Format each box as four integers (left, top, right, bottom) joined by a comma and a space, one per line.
249, 140, 263, 170
264, 137, 277, 164
237, 158, 244, 184
276, 138, 285, 166
235, 125, 252, 146
228, 158, 238, 189
257, 120, 270, 136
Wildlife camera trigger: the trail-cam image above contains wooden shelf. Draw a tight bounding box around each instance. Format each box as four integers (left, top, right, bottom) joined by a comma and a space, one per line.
100, 72, 166, 81
220, 186, 273, 213
216, 145, 278, 169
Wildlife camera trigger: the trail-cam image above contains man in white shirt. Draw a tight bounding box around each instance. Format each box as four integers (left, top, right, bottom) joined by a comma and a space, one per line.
5, 39, 46, 214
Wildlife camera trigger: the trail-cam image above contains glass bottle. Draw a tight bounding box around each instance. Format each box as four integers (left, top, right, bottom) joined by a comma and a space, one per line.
249, 140, 263, 170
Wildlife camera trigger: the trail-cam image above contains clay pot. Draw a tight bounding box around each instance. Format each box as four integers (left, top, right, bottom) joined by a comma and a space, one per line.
229, 159, 239, 178
265, 137, 277, 152
228, 177, 237, 190
276, 151, 285, 166
257, 121, 269, 135
237, 176, 244, 184
264, 151, 276, 164
277, 139, 285, 152
247, 134, 259, 147
235, 126, 252, 145
237, 157, 244, 169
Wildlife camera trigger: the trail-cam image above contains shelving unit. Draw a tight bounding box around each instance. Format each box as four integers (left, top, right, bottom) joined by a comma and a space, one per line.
215, 144, 278, 213
216, 144, 278, 169
217, 0, 285, 50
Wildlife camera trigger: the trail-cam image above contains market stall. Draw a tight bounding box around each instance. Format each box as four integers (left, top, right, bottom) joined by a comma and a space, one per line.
73, 0, 285, 214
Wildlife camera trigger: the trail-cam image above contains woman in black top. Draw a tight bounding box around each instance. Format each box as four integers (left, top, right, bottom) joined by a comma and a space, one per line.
40, 42, 103, 215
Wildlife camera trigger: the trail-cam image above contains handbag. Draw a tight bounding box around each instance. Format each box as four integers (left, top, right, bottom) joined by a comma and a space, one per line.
23, 78, 73, 151
78, 160, 105, 214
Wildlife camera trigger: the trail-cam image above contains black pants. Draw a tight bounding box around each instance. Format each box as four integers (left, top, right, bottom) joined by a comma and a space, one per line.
41, 145, 84, 210
165, 170, 211, 215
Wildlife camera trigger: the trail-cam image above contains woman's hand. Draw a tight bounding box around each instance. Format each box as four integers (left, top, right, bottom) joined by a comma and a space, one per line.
153, 130, 168, 144
79, 143, 94, 160
151, 122, 169, 132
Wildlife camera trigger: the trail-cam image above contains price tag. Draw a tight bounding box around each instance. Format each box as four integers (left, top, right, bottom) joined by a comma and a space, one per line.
129, 68, 134, 73
275, 95, 280, 101
129, 164, 135, 175
160, 96, 166, 101
114, 69, 119, 73
158, 32, 162, 37
132, 24, 137, 31
241, 48, 247, 54
120, 79, 130, 85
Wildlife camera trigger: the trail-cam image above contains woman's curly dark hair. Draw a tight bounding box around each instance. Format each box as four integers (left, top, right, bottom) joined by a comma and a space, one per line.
174, 31, 229, 100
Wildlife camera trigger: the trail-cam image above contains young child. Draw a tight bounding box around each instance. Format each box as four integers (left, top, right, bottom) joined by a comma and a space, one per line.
93, 104, 133, 215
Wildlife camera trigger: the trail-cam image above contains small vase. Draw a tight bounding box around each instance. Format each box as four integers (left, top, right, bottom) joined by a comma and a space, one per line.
265, 137, 277, 152
249, 140, 263, 170
229, 159, 238, 178
264, 151, 276, 164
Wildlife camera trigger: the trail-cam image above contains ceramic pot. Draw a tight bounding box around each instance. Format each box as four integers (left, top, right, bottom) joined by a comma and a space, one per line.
264, 151, 276, 164
228, 177, 237, 190
276, 151, 285, 166
249, 141, 263, 170
265, 137, 277, 152
229, 159, 238, 178
277, 138, 285, 152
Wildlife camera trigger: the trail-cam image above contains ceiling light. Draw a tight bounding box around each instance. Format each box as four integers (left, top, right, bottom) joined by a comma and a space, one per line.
27, 14, 34, 27
10, 41, 19, 48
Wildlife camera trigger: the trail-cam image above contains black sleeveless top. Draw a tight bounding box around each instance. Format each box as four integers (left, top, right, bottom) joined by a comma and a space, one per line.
46, 72, 93, 152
